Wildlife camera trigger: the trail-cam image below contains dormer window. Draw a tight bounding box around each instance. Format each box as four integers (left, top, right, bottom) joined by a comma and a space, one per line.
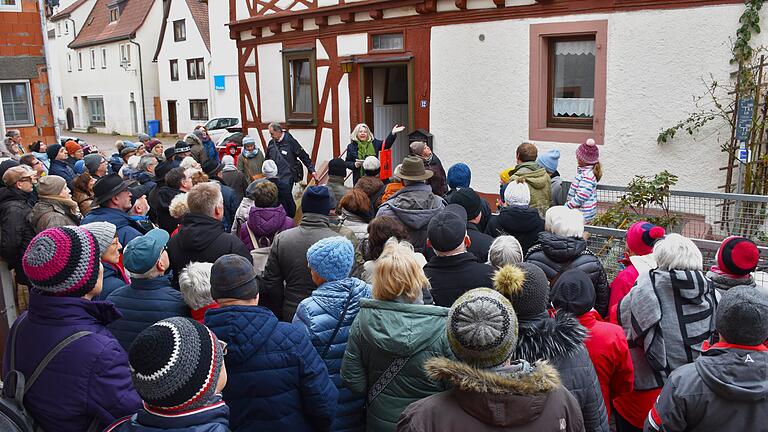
109, 7, 119, 22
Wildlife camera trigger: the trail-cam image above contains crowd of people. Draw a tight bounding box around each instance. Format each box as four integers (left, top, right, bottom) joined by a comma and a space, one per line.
0, 124, 766, 432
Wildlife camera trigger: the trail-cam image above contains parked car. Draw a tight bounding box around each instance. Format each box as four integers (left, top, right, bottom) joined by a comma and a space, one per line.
205, 117, 241, 143
216, 132, 244, 161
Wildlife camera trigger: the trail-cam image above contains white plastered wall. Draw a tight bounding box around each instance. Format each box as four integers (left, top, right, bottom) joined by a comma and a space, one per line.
209, 0, 240, 119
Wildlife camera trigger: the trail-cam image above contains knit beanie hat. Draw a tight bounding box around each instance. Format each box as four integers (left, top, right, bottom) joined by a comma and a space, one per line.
65, 140, 81, 156
302, 186, 333, 215
409, 141, 427, 156
626, 221, 665, 256
493, 263, 550, 319
262, 160, 278, 178
328, 158, 346, 177
74, 160, 85, 175
504, 181, 531, 206
716, 236, 760, 277
715, 285, 768, 345
306, 236, 355, 281
137, 133, 150, 143
363, 156, 380, 172
575, 138, 600, 165
210, 254, 259, 300
447, 188, 482, 220
37, 175, 67, 197
129, 317, 224, 412
447, 163, 471, 189
46, 143, 62, 161
536, 149, 561, 173
447, 288, 518, 368
84, 153, 103, 175
80, 221, 117, 257
22, 226, 101, 297
551, 269, 595, 316
222, 155, 235, 167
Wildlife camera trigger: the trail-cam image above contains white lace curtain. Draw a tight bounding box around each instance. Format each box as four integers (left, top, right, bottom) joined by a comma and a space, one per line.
554, 40, 596, 56
553, 98, 594, 117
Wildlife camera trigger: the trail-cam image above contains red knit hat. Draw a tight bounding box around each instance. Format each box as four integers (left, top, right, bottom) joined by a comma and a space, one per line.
575, 138, 600, 165
717, 236, 759, 277
626, 221, 665, 256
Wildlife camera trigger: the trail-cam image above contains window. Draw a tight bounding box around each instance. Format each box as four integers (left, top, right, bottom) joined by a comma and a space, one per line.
119, 44, 131, 66
64, 21, 69, 34
170, 59, 179, 81
101, 47, 107, 69
57, 96, 63, 109
282, 50, 317, 124
189, 99, 208, 121
77, 52, 83, 70
109, 7, 119, 22
173, 19, 186, 42
88, 98, 105, 126
529, 20, 607, 144
56, 23, 61, 37
186, 58, 204, 80
90, 49, 96, 69
67, 53, 72, 72
1, 81, 34, 126
372, 33, 404, 51
0, 0, 22, 12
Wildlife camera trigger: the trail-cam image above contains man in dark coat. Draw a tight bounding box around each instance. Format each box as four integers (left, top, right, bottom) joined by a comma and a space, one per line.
646, 286, 768, 432
265, 122, 316, 185
485, 181, 545, 254
47, 143, 76, 188
149, 167, 192, 233
166, 182, 250, 288
447, 188, 494, 263
107, 229, 190, 351
495, 263, 610, 432
410, 140, 447, 197
205, 254, 338, 431
423, 204, 495, 308
0, 166, 37, 285
81, 174, 143, 246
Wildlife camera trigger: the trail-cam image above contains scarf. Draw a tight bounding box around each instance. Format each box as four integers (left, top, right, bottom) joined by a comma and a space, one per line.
356, 139, 376, 175
40, 194, 81, 218
243, 148, 260, 159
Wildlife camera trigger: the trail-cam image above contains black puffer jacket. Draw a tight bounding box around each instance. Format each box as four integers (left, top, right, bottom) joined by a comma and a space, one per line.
525, 232, 609, 317
515, 311, 609, 432
151, 186, 183, 234
0, 187, 36, 284
485, 205, 545, 254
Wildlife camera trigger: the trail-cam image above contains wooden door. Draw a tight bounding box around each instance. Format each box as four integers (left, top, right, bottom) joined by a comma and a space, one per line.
153, 97, 163, 133
167, 101, 177, 135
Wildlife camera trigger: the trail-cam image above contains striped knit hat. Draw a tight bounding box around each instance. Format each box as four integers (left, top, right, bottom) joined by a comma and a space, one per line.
22, 226, 101, 297
129, 317, 224, 412
447, 288, 519, 369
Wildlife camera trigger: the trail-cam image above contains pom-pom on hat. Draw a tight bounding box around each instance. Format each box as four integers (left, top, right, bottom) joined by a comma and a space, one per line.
493, 263, 550, 319
626, 221, 665, 256
575, 138, 600, 165
22, 226, 101, 297
715, 285, 768, 346
307, 236, 355, 282
447, 288, 519, 369
447, 163, 471, 189
716, 236, 760, 277
128, 317, 224, 412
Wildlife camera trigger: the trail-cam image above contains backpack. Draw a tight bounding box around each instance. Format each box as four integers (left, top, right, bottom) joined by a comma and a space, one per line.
245, 224, 272, 275
0, 315, 98, 432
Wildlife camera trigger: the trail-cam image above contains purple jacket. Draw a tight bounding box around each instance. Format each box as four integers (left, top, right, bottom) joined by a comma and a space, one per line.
239, 205, 295, 250
2, 291, 142, 432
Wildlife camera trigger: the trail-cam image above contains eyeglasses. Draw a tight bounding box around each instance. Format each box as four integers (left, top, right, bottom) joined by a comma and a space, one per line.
18, 177, 34, 184
218, 340, 228, 356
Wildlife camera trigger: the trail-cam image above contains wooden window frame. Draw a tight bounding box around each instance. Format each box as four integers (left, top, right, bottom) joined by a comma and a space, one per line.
369, 31, 405, 53
189, 99, 209, 121
546, 35, 596, 130
173, 19, 186, 42
186, 58, 204, 80
0, 80, 34, 127
170, 59, 179, 81
282, 49, 318, 125
108, 7, 119, 22
529, 20, 607, 145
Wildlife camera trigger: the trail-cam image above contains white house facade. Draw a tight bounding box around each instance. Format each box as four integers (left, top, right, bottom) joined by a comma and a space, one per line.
208, 0, 239, 121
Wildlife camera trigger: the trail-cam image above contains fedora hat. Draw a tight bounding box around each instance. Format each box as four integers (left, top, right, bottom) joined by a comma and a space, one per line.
93, 173, 132, 206
397, 156, 433, 181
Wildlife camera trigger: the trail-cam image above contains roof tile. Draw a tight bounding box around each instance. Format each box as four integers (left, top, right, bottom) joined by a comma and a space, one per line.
185, 0, 209, 52
69, 0, 157, 49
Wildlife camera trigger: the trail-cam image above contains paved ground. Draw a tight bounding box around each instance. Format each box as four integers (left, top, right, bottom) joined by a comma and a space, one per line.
63, 132, 179, 154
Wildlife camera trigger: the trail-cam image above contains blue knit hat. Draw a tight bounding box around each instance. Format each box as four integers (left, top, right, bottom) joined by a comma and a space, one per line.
536, 149, 560, 173
302, 186, 333, 215
447, 163, 471, 189
306, 236, 354, 281
74, 159, 85, 175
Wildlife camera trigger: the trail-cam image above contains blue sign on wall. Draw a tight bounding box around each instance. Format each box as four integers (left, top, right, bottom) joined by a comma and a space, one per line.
214, 75, 225, 90
736, 97, 754, 142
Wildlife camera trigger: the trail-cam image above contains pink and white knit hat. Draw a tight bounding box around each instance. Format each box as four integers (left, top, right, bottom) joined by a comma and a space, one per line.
575, 138, 600, 165
23, 226, 101, 297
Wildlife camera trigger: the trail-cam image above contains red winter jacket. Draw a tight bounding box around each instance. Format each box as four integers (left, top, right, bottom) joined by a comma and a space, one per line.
578, 311, 634, 419
608, 259, 638, 313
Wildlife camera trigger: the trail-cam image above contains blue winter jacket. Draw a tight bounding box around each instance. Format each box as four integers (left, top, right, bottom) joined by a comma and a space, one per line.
205, 305, 338, 432
106, 275, 190, 351
217, 180, 238, 233
81, 206, 143, 246
98, 261, 129, 301
49, 159, 76, 188
106, 397, 229, 432
204, 139, 219, 163
293, 277, 372, 432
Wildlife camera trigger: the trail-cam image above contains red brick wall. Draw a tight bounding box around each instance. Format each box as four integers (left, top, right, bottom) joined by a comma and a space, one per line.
0, 0, 56, 148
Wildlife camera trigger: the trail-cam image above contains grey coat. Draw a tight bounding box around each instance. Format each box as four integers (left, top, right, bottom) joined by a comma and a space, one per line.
28, 198, 80, 233
376, 182, 445, 252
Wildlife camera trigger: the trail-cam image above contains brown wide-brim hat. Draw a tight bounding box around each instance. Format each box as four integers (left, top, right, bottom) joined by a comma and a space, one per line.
398, 156, 433, 181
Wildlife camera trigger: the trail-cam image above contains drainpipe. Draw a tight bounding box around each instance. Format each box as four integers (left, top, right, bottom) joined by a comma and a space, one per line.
38, 0, 62, 142
129, 36, 147, 133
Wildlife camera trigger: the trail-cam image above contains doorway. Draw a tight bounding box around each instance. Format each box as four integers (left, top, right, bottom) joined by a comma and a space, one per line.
167, 100, 177, 135
361, 63, 411, 166
65, 108, 74, 130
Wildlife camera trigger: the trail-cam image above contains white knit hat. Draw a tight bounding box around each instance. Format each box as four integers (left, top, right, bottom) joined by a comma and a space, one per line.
504, 181, 531, 206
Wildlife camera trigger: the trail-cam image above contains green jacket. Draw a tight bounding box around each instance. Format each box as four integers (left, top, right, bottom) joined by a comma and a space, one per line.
341, 299, 453, 432
506, 161, 552, 218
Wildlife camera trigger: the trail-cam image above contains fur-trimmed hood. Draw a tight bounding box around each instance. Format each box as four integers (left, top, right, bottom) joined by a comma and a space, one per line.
425, 357, 560, 395
515, 311, 588, 363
